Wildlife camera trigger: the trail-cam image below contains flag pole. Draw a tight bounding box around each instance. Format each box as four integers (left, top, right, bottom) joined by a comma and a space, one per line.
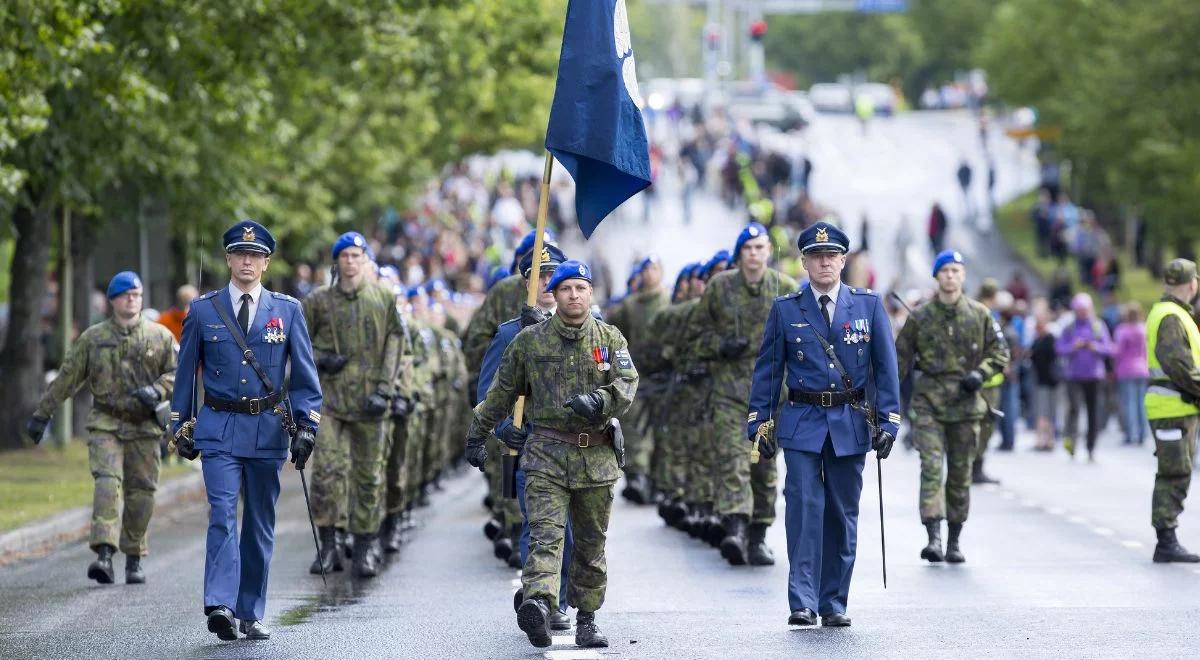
503, 152, 554, 498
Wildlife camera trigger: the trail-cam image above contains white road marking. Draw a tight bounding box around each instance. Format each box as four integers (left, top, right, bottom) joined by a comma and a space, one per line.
545, 651, 602, 660
1121, 540, 1144, 549
1068, 515, 1088, 525
1092, 527, 1115, 537
550, 635, 580, 646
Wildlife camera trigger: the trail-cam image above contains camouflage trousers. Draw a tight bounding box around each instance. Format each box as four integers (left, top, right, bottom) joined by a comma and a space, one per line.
1150, 415, 1198, 530
310, 416, 392, 534
403, 406, 429, 506
621, 396, 654, 478
655, 383, 703, 500
385, 414, 410, 515
712, 397, 778, 524
684, 414, 717, 505
89, 432, 161, 555
975, 387, 1002, 461
522, 476, 614, 613
913, 416, 979, 523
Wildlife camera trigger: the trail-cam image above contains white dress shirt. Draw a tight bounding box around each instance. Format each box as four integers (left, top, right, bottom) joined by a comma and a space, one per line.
228, 281, 263, 330
810, 279, 842, 326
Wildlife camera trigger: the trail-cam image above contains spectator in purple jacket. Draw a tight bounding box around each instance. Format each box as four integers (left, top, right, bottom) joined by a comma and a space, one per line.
1055, 293, 1114, 461
1113, 302, 1150, 445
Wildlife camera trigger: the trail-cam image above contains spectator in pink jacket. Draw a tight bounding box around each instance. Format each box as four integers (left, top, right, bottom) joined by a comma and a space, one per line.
1113, 302, 1150, 445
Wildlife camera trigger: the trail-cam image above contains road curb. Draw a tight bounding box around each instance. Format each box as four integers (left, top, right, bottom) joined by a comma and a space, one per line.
0, 468, 207, 565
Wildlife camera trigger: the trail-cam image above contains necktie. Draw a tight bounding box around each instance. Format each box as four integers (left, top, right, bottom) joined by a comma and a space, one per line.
238, 293, 251, 335
819, 294, 832, 328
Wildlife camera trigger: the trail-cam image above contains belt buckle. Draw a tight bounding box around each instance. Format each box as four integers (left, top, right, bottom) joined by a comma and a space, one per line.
249, 398, 261, 415
821, 391, 833, 407
577, 433, 590, 448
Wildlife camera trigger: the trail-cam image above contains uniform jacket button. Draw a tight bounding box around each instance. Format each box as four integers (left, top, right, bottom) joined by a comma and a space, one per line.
241, 396, 248, 400
241, 378, 247, 384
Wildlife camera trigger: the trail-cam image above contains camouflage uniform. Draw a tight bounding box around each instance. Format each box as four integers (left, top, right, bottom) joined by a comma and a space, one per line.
387, 316, 425, 516
606, 287, 669, 480
408, 320, 440, 506
643, 300, 697, 498
469, 313, 638, 612
303, 281, 404, 535
690, 268, 798, 524
895, 295, 1009, 524
462, 273, 526, 388
1147, 294, 1200, 530
34, 317, 177, 555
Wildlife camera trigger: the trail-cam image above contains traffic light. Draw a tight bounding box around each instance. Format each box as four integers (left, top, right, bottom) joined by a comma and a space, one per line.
749, 19, 767, 42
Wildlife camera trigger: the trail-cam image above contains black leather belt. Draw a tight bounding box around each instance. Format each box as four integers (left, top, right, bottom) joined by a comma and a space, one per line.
787, 388, 864, 407
532, 425, 612, 448
206, 391, 282, 415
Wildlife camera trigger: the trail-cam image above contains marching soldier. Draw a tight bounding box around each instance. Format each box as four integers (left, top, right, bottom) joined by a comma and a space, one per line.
606, 255, 669, 504
972, 278, 1003, 484
27, 271, 176, 585
896, 250, 1009, 565
384, 290, 425, 550
746, 222, 900, 627
1144, 259, 1200, 562
688, 251, 732, 543
465, 260, 638, 650
691, 221, 798, 566
171, 220, 322, 641
302, 232, 404, 578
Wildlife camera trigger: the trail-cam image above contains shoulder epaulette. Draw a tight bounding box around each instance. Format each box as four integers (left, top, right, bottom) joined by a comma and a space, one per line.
269, 291, 299, 305
197, 289, 220, 301
776, 291, 802, 302
850, 287, 877, 296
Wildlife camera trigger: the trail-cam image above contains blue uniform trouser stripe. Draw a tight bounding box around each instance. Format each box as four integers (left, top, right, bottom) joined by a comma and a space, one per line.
782, 439, 864, 615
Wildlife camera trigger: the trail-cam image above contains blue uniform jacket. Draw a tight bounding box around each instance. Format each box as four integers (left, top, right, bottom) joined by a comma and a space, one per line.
746, 284, 901, 456
478, 317, 522, 435
172, 287, 323, 459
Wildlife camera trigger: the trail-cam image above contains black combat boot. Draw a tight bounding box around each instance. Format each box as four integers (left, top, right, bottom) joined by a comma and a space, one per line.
920, 521, 944, 563
383, 513, 405, 553
353, 533, 381, 578
671, 501, 694, 533
747, 523, 775, 566
506, 523, 524, 568
311, 527, 341, 574
720, 515, 750, 566
87, 544, 116, 584
517, 598, 553, 648
483, 517, 503, 541
483, 493, 494, 510
401, 508, 417, 531
493, 528, 515, 562
971, 458, 1000, 485
657, 498, 672, 523
338, 528, 354, 559
683, 504, 704, 538
1153, 528, 1200, 563
705, 511, 726, 547
664, 498, 689, 528
575, 610, 609, 648
124, 554, 146, 584
945, 523, 966, 563
621, 473, 649, 505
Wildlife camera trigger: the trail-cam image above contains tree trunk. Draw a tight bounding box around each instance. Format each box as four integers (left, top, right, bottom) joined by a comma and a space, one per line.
71, 213, 97, 436
0, 203, 54, 449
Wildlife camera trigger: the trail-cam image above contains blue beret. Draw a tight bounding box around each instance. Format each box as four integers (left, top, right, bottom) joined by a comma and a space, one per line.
332, 231, 368, 260
406, 286, 428, 300
519, 243, 567, 278
701, 250, 732, 279
106, 271, 143, 299
223, 220, 275, 255
486, 265, 510, 291
546, 259, 593, 293
673, 262, 700, 299
797, 221, 849, 255
638, 254, 661, 273
510, 229, 558, 274
733, 222, 769, 262
932, 249, 965, 277
378, 264, 400, 281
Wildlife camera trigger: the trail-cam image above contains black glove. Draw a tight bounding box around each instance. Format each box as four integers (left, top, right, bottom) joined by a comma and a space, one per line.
176, 436, 200, 461
750, 426, 778, 460
290, 426, 316, 470
718, 336, 750, 360
519, 304, 550, 329
959, 370, 984, 394
316, 352, 349, 374
496, 420, 530, 451
391, 395, 413, 420
25, 416, 50, 444
131, 385, 160, 411
563, 391, 606, 423
465, 436, 488, 471
873, 430, 895, 460
363, 389, 390, 416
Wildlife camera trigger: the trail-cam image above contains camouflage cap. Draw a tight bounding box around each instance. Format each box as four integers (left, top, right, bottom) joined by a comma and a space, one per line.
1164, 258, 1198, 286
977, 277, 1000, 299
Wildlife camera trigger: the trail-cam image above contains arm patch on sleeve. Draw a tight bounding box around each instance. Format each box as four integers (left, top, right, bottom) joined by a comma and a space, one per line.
615, 349, 634, 371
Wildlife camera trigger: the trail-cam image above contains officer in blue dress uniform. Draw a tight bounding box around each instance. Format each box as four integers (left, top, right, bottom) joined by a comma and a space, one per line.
745, 221, 900, 628
171, 220, 322, 641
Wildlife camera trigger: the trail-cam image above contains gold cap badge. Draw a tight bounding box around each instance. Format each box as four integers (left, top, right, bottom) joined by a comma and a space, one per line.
815, 227, 829, 243
243, 226, 256, 242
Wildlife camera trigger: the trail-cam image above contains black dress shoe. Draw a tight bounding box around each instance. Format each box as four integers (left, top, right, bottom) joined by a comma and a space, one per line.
549, 609, 572, 631
821, 613, 852, 627
517, 598, 553, 648
239, 620, 271, 640
788, 608, 817, 626
206, 606, 238, 641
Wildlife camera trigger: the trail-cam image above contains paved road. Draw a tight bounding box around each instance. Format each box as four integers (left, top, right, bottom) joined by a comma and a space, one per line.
2, 423, 1199, 659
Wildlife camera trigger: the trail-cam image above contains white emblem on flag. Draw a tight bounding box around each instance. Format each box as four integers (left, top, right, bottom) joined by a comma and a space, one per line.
613, 0, 643, 108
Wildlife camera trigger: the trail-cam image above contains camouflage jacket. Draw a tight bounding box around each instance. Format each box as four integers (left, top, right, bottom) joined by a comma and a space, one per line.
896, 294, 1010, 422
302, 281, 404, 420
1154, 295, 1200, 400
689, 268, 799, 404
36, 316, 177, 437
462, 273, 527, 375
432, 325, 467, 400
607, 287, 669, 370
413, 319, 440, 410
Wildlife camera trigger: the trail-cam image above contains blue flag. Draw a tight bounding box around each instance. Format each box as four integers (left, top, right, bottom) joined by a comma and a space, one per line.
545, 0, 652, 239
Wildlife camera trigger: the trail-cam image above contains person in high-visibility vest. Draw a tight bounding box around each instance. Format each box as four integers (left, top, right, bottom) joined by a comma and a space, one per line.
1144, 258, 1200, 563
973, 279, 1005, 484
